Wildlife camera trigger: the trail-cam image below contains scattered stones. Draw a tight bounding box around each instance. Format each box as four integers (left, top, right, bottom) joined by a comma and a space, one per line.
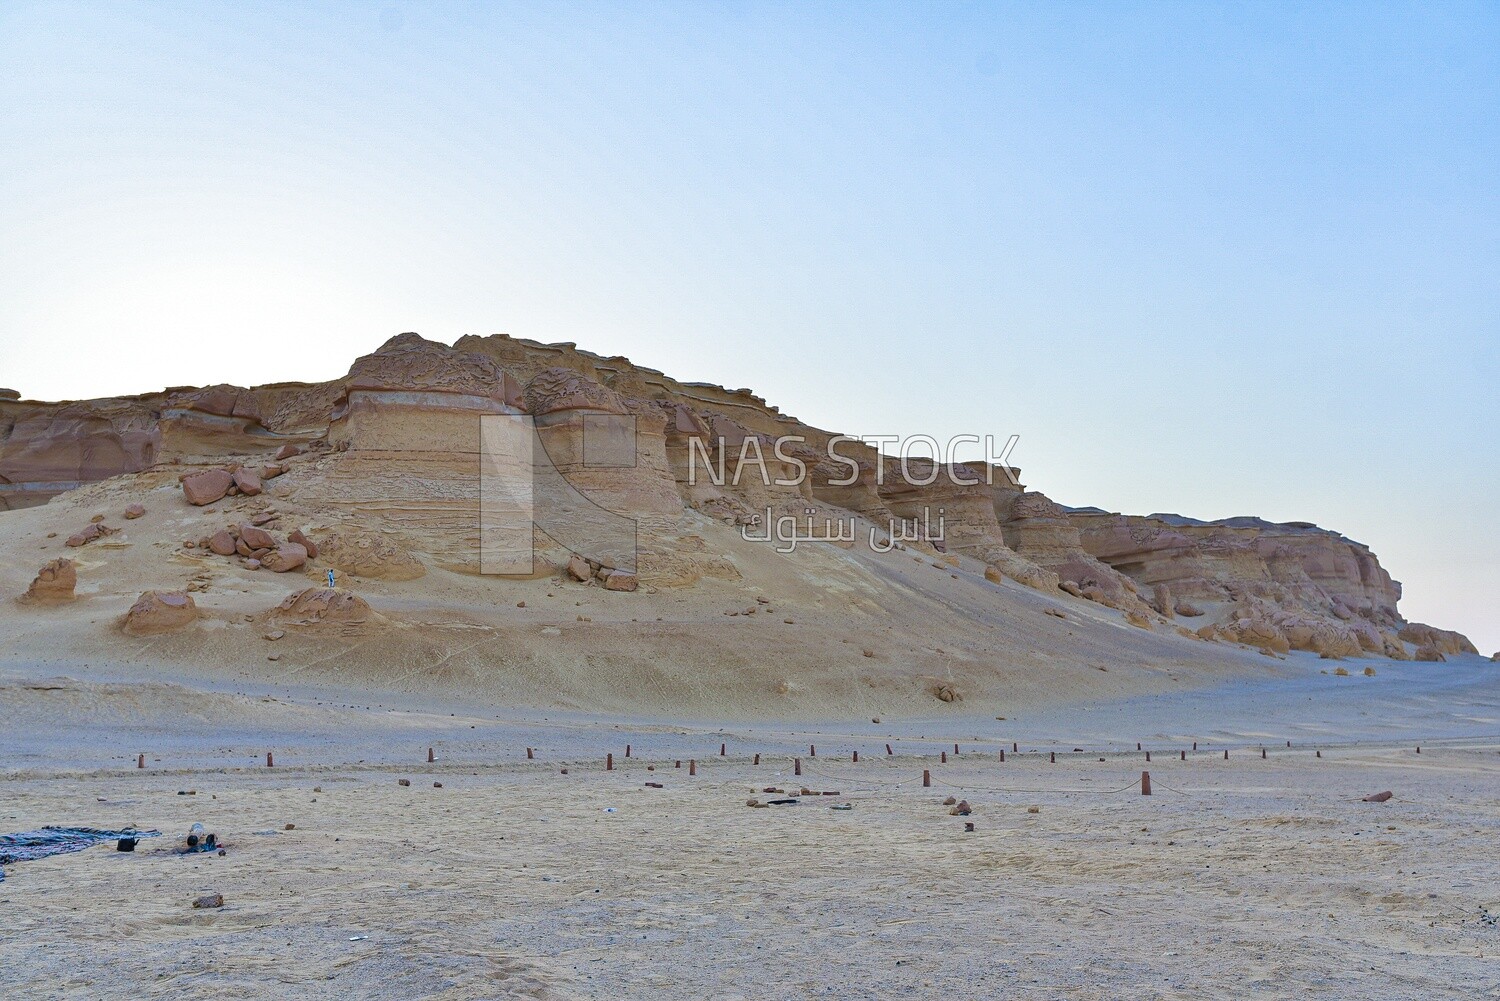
263, 629, 285, 641
66, 523, 116, 547
949, 800, 972, 816
208, 530, 237, 556
398, 779, 411, 787
122, 590, 197, 635
123, 503, 146, 520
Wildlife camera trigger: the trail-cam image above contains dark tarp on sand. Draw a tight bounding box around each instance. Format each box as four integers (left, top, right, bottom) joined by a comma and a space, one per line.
0, 826, 160, 880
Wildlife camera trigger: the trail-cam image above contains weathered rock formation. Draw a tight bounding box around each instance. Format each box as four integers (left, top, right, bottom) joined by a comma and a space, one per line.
22, 558, 76, 602
122, 590, 197, 635
1, 330, 1480, 662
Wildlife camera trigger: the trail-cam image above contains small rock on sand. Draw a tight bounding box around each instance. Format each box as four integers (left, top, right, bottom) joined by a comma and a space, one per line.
192, 894, 224, 909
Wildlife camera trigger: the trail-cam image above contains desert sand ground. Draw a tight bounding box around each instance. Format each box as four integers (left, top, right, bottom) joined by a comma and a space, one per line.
3, 654, 1498, 1000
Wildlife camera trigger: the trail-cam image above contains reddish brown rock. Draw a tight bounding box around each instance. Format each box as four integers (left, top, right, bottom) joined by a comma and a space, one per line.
288, 529, 318, 559
122, 590, 197, 635
231, 468, 263, 496
66, 523, 115, 547
566, 554, 592, 582
260, 464, 286, 480
603, 570, 638, 592
123, 503, 146, 520
23, 558, 76, 601
239, 524, 276, 550
207, 530, 236, 556
261, 543, 308, 573
274, 444, 303, 461
1413, 644, 1445, 663
235, 538, 255, 558
181, 469, 233, 506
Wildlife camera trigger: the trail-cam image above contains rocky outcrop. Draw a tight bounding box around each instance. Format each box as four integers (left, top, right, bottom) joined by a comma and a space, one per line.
0, 330, 1480, 662
1398, 622, 1478, 658
121, 590, 197, 635
22, 559, 76, 602
316, 530, 425, 581
999, 492, 1156, 616
270, 587, 374, 627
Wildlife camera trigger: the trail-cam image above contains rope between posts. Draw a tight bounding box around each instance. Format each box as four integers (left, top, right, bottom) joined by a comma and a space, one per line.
928, 774, 1144, 796
1145, 778, 1195, 797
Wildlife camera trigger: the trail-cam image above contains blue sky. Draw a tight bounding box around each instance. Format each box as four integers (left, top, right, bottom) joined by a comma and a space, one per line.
1, 1, 1496, 650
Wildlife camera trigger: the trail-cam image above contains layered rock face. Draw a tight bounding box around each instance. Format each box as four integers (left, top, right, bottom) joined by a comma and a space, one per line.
0, 331, 1479, 661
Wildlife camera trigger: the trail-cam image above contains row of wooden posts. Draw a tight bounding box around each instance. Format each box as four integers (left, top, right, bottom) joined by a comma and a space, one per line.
138, 738, 1430, 772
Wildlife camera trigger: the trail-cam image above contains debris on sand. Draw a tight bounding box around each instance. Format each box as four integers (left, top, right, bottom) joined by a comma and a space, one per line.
192, 893, 224, 909
1362, 791, 1394, 803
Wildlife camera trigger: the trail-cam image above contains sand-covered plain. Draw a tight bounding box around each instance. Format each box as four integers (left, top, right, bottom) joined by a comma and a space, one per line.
4, 676, 1499, 1000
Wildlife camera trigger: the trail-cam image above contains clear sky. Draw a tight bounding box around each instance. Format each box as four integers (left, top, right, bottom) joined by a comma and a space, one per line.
1, 1, 1496, 652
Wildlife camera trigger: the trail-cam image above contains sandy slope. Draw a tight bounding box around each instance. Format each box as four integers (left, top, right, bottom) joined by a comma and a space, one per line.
0, 471, 1282, 720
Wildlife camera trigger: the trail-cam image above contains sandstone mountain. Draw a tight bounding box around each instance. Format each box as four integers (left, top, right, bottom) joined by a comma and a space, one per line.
0, 332, 1481, 714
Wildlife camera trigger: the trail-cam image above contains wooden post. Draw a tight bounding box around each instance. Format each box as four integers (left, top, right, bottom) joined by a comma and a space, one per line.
941, 751, 947, 763
428, 747, 434, 763
266, 751, 274, 768
1137, 742, 1141, 751
137, 753, 145, 769
1193, 741, 1198, 751
1180, 750, 1185, 761
1223, 749, 1229, 760
720, 742, 726, 756
852, 751, 859, 762
886, 743, 893, 756
527, 747, 534, 759
675, 760, 681, 768
1141, 771, 1152, 796
810, 744, 816, 757
922, 769, 931, 787
794, 758, 802, 776
1416, 746, 1421, 754
689, 759, 696, 775
1049, 751, 1056, 763
625, 744, 631, 757
1261, 747, 1267, 759
954, 743, 960, 755
1285, 740, 1291, 748
1012, 742, 1018, 752
1145, 750, 1151, 762
999, 749, 1005, 762
1316, 750, 1322, 758
606, 753, 613, 771
753, 753, 760, 765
